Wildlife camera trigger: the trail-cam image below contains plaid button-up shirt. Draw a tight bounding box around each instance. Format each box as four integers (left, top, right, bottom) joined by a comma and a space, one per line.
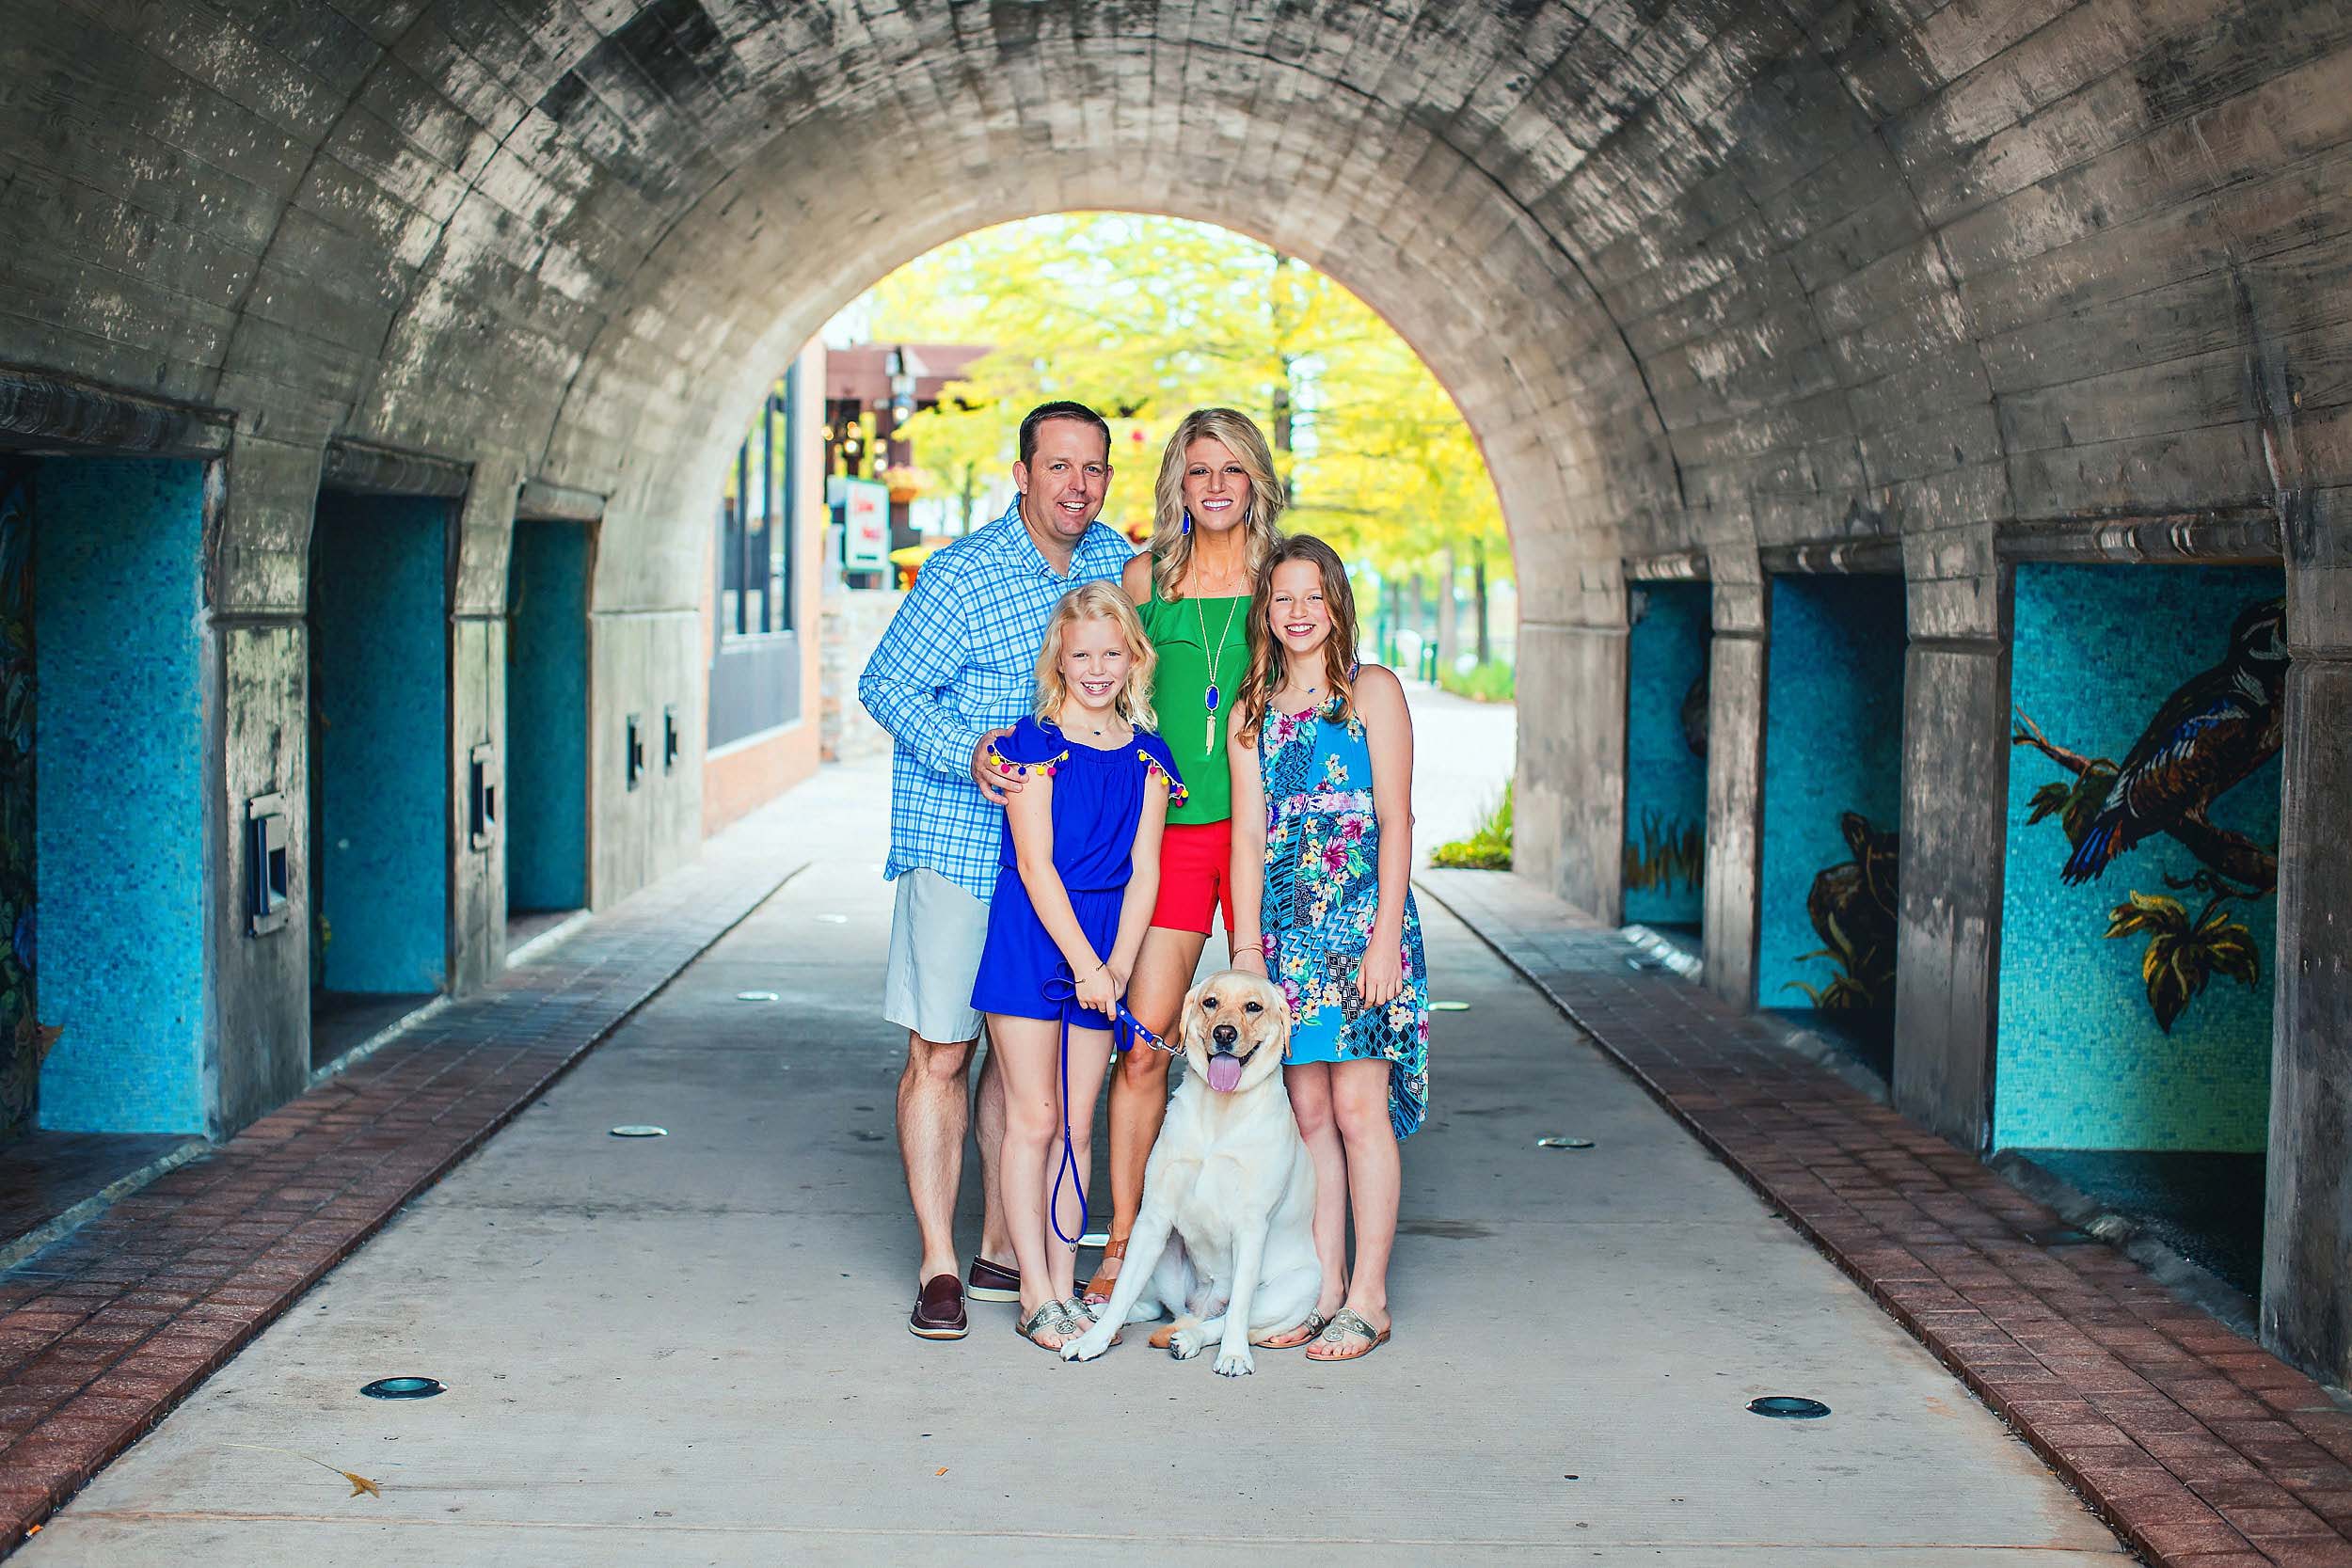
858, 498, 1135, 900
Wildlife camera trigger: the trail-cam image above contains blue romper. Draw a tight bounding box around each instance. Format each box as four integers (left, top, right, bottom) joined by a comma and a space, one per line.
970, 717, 1186, 1030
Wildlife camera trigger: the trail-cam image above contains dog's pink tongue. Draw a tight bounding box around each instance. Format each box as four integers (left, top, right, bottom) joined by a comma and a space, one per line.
1206, 1055, 1244, 1094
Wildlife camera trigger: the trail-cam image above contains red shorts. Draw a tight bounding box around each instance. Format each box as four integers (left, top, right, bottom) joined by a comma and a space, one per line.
1151, 818, 1235, 935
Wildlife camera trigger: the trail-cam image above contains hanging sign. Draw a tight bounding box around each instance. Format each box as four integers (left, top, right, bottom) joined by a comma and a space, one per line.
842, 478, 890, 571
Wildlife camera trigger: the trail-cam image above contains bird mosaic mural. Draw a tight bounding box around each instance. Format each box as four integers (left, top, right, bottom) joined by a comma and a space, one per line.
2058, 597, 2287, 886
1787, 811, 1900, 1013
2011, 593, 2285, 1034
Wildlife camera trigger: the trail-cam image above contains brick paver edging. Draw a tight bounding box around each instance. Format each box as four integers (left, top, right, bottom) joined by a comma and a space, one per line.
0, 852, 808, 1556
1418, 868, 2352, 1568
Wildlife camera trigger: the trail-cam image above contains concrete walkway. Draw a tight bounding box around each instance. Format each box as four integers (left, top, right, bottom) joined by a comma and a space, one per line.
20, 761, 2123, 1565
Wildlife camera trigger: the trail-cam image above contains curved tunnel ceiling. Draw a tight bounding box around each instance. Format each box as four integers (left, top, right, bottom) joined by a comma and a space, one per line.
6, 0, 2337, 619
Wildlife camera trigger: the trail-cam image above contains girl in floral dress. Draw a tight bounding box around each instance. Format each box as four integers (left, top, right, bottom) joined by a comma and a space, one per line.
1229, 533, 1429, 1363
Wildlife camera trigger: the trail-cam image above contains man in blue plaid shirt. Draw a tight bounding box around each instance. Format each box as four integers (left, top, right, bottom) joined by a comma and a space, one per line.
859, 401, 1134, 1340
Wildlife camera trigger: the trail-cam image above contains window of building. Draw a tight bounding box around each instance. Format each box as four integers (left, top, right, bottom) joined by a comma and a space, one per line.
708, 363, 805, 751
717, 363, 799, 640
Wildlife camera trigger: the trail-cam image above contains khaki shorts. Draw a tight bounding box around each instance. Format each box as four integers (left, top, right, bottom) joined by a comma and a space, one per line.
883, 868, 991, 1045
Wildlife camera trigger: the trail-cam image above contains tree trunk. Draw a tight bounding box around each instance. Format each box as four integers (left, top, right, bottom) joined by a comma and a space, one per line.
1473, 539, 1491, 664
1403, 574, 1422, 680
1435, 546, 1460, 673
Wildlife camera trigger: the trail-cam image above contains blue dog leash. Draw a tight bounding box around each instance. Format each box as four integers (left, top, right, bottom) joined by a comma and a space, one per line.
1039, 973, 1177, 1246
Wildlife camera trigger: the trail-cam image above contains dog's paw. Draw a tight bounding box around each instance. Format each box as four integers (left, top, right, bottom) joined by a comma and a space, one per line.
1214, 1344, 1255, 1378
1168, 1325, 1209, 1360
1061, 1327, 1114, 1363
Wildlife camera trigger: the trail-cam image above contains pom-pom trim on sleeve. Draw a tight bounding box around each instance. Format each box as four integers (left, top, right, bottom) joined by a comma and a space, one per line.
983, 736, 1068, 780
1139, 749, 1188, 809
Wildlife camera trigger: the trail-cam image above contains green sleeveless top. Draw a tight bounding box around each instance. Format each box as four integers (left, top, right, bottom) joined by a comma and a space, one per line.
1137, 588, 1250, 826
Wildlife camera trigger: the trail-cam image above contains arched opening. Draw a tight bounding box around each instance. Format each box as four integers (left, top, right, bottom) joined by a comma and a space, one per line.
785, 211, 1519, 849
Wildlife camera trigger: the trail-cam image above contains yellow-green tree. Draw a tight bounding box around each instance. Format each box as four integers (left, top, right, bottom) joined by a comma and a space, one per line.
858, 213, 1508, 656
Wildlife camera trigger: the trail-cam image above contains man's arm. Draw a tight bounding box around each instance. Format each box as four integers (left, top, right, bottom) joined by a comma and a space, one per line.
857, 563, 991, 780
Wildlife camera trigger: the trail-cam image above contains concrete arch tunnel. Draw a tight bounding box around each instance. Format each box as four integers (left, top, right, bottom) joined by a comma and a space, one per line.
1, 0, 2349, 1386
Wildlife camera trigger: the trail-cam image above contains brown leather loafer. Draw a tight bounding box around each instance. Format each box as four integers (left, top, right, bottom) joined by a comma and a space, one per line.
909, 1273, 968, 1340
966, 1255, 1020, 1304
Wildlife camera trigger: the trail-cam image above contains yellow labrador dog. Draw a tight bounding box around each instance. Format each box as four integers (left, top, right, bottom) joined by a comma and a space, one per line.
1062, 970, 1320, 1376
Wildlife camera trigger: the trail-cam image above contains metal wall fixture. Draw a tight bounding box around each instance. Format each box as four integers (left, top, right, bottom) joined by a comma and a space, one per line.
244, 792, 290, 937
626, 712, 644, 791
468, 741, 498, 850
662, 704, 680, 774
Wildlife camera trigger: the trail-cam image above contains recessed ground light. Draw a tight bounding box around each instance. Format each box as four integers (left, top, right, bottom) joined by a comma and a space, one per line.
359, 1377, 443, 1400
736, 990, 780, 1002
609, 1125, 668, 1138
1536, 1135, 1595, 1149
1748, 1396, 1831, 1418
1431, 1001, 1470, 1012
816, 914, 848, 925
2021, 1224, 2093, 1247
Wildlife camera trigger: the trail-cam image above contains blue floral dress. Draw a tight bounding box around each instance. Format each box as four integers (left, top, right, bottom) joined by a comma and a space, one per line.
1255, 696, 1429, 1137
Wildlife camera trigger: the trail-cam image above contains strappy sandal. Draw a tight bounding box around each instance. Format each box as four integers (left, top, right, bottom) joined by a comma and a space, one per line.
1256, 1311, 1328, 1350
1013, 1300, 1080, 1352
1080, 1238, 1126, 1306
1303, 1307, 1391, 1362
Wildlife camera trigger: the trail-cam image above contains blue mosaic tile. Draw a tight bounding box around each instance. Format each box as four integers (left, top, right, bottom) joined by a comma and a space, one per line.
312, 494, 451, 994
35, 458, 209, 1133
1757, 576, 1905, 1012
505, 519, 590, 911
1624, 583, 1708, 926
1995, 563, 2283, 1152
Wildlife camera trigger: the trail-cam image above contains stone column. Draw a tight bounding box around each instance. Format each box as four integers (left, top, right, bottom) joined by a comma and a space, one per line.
204, 433, 322, 1132
448, 455, 521, 990
1702, 559, 1764, 1007
1514, 556, 1627, 925
2263, 540, 2352, 1386
1890, 536, 2010, 1151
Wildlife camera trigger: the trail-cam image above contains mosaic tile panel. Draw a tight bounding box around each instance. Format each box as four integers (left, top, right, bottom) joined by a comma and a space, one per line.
1757, 576, 1905, 1013
0, 463, 36, 1137
34, 458, 208, 1133
505, 518, 590, 911
1623, 582, 1708, 927
311, 494, 451, 995
1995, 563, 2284, 1152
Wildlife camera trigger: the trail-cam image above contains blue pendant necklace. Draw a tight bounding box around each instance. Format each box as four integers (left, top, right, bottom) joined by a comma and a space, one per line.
1196, 592, 1244, 752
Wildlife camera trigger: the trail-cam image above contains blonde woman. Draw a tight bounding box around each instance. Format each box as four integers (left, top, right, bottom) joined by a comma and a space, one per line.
1086, 407, 1286, 1309
971, 583, 1186, 1351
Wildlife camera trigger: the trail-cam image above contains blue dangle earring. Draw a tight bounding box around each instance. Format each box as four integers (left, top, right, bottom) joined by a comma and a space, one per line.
1182, 509, 1193, 535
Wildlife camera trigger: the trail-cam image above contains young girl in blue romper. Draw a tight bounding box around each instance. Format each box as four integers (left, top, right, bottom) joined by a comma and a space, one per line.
973, 581, 1185, 1353
1229, 533, 1429, 1365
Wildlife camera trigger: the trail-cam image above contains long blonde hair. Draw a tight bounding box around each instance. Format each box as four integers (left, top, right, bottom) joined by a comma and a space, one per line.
1033, 582, 1159, 732
1237, 533, 1359, 743
1147, 407, 1285, 602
